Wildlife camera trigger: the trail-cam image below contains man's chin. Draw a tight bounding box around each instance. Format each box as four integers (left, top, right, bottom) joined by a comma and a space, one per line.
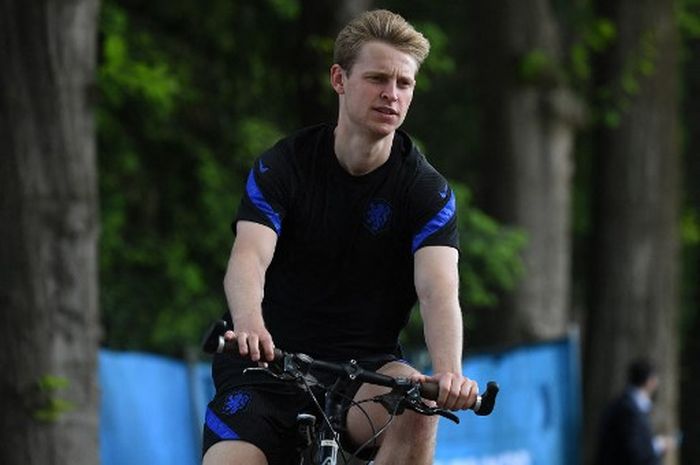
366, 122, 399, 138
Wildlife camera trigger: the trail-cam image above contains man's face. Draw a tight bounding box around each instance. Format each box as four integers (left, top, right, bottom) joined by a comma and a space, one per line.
646, 374, 660, 397
331, 41, 418, 138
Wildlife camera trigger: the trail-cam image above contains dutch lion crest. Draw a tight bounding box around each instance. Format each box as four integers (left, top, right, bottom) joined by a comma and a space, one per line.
363, 199, 392, 235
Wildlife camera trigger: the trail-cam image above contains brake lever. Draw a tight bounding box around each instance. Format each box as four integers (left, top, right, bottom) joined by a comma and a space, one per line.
404, 397, 460, 424
428, 406, 460, 423
374, 387, 461, 424
243, 354, 321, 390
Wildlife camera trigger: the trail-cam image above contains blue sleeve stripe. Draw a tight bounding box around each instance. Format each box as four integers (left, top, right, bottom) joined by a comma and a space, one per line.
412, 190, 456, 253
246, 169, 282, 235
205, 408, 239, 440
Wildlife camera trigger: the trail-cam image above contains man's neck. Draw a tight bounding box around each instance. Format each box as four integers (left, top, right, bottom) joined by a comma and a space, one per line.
333, 124, 394, 176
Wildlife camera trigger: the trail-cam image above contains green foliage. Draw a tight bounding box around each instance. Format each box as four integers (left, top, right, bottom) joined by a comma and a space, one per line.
97, 0, 306, 354
265, 0, 300, 20
682, 209, 700, 245
452, 182, 526, 308
570, 18, 617, 84
679, 0, 700, 39
518, 49, 564, 86
32, 375, 74, 423
100, 5, 184, 115
236, 118, 285, 168
98, 1, 244, 353
414, 21, 456, 91
582, 19, 659, 128
681, 207, 700, 347
619, 31, 657, 92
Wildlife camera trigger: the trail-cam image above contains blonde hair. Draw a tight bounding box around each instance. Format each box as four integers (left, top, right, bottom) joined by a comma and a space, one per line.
333, 9, 430, 73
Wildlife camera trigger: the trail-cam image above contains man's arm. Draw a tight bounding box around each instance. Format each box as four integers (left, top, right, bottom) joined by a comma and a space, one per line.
223, 220, 278, 362
414, 245, 478, 410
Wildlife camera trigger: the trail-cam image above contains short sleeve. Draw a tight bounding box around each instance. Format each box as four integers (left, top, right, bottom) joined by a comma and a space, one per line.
408, 169, 459, 253
235, 145, 292, 236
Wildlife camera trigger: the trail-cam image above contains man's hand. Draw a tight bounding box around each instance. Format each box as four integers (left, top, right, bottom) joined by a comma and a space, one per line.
416, 372, 479, 411
224, 315, 275, 362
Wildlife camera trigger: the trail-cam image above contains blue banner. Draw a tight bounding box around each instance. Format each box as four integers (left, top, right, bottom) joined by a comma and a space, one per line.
100, 333, 580, 465
99, 350, 211, 465
434, 333, 581, 465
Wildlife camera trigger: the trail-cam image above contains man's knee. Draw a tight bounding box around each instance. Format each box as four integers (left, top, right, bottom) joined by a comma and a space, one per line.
202, 440, 268, 465
392, 410, 439, 441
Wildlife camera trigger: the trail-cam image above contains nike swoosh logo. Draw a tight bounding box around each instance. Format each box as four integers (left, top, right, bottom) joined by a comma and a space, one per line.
259, 160, 270, 173
439, 186, 449, 199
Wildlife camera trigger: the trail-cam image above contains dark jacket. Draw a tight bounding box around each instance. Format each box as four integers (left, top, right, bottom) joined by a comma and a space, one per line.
596, 389, 659, 465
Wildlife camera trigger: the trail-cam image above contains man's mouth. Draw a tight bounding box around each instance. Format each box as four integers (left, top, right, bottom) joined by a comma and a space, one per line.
374, 107, 399, 116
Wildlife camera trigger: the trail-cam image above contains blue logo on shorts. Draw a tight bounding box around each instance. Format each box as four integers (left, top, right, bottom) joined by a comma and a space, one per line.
364, 199, 392, 235
223, 391, 251, 415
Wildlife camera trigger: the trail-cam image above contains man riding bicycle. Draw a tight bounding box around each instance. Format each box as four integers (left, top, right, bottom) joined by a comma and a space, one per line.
203, 9, 479, 465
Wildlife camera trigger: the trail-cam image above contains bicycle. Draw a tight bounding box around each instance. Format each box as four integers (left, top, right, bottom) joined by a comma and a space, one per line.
202, 320, 499, 465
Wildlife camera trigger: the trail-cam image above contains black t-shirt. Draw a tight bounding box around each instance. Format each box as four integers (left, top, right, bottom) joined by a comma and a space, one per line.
230, 123, 457, 360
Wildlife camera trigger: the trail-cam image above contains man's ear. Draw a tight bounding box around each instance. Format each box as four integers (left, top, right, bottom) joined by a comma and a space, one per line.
330, 64, 345, 95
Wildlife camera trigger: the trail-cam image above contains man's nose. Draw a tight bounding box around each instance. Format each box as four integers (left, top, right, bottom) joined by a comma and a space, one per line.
381, 81, 399, 102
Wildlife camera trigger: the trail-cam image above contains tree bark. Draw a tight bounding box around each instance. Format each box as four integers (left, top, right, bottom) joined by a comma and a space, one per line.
680, 21, 700, 465
470, 0, 583, 346
0, 1, 101, 464
584, 1, 681, 464
296, 0, 373, 127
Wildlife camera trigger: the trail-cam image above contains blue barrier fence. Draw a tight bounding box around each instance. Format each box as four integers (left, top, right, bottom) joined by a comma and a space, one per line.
100, 332, 580, 465
434, 333, 582, 465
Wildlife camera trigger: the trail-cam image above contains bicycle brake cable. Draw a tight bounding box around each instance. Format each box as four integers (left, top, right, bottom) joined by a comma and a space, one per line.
349, 400, 400, 462
298, 374, 350, 465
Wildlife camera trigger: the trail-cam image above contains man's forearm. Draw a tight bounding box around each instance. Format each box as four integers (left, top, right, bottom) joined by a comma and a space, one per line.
421, 302, 464, 374
223, 247, 267, 324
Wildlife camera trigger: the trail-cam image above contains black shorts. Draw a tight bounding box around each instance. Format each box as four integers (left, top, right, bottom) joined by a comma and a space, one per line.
202, 354, 403, 465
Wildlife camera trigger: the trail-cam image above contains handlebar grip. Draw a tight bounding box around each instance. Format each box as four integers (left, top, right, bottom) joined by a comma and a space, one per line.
474, 381, 499, 416
201, 320, 284, 360
219, 337, 285, 361
202, 320, 228, 354
419, 381, 439, 401
419, 380, 499, 416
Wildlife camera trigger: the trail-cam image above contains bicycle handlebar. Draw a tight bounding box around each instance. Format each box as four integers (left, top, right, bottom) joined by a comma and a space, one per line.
202, 319, 499, 416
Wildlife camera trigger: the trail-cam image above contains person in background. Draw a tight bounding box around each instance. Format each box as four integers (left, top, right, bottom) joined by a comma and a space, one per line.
596, 359, 678, 465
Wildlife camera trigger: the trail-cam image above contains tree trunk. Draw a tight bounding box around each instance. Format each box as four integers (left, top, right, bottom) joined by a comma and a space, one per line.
584, 1, 681, 464
0, 1, 101, 464
470, 0, 583, 347
680, 23, 700, 465
296, 0, 373, 127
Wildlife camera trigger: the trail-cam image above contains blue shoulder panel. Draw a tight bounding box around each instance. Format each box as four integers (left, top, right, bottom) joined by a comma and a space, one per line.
411, 190, 456, 253
245, 169, 282, 235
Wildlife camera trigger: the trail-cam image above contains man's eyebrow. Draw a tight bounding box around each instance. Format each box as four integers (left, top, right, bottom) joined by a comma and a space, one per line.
363, 70, 415, 82
362, 70, 389, 76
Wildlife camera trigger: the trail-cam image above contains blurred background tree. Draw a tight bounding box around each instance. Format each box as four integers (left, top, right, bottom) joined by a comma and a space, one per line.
1, 0, 101, 464
679, 0, 700, 462
582, 1, 681, 464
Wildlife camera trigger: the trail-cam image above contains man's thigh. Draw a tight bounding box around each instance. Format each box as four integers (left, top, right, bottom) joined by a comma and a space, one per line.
202, 441, 267, 465
345, 360, 421, 447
